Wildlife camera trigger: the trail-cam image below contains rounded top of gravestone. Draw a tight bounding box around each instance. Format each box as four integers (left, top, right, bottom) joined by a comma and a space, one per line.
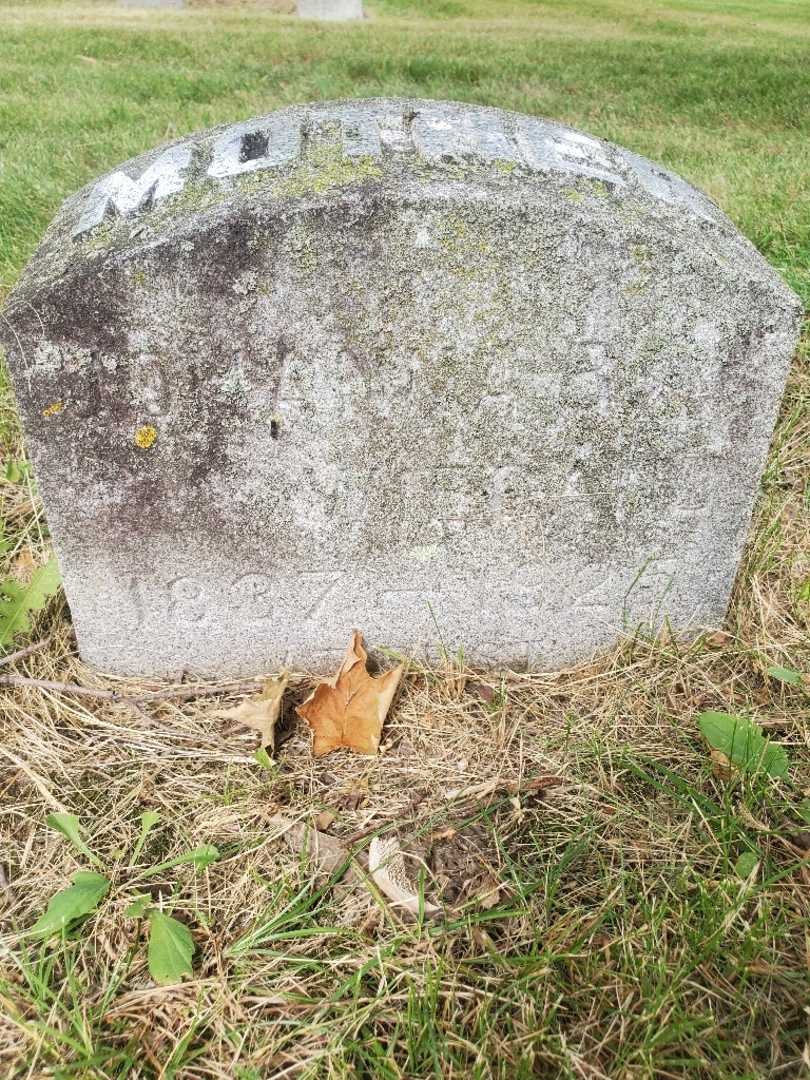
3, 97, 801, 317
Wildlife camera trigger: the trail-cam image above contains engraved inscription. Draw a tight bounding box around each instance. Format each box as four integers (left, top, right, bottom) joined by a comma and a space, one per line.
516, 117, 627, 186
158, 574, 277, 624
301, 571, 345, 620
72, 145, 191, 238
168, 576, 209, 624
411, 113, 520, 165
70, 101, 708, 239
208, 116, 303, 179
232, 573, 273, 619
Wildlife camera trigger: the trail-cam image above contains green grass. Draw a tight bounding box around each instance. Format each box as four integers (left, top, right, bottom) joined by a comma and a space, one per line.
0, 1, 808, 1076
0, 0, 809, 304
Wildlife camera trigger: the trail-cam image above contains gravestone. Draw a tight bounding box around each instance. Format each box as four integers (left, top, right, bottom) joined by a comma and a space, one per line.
297, 0, 363, 20
119, 0, 184, 8
0, 99, 801, 676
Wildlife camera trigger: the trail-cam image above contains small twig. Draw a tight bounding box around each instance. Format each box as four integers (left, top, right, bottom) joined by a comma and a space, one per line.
0, 675, 118, 699
0, 637, 51, 670
0, 673, 267, 706
128, 680, 263, 706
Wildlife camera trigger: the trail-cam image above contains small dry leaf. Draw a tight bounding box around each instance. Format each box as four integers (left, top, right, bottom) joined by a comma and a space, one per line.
12, 548, 36, 579
269, 813, 353, 877
221, 671, 289, 749
471, 925, 495, 950
737, 805, 770, 833
473, 873, 502, 910
314, 810, 337, 832
429, 827, 457, 843
469, 682, 496, 704
368, 835, 439, 917
710, 748, 734, 781
296, 631, 403, 757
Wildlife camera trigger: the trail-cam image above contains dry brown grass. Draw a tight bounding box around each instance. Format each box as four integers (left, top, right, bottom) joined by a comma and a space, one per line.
0, 334, 808, 1077
0, 0, 808, 1069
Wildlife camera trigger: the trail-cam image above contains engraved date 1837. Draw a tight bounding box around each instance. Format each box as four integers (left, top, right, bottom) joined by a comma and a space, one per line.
127, 571, 345, 626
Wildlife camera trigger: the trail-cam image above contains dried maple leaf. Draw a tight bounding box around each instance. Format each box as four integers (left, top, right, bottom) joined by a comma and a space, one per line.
220, 671, 288, 750
296, 632, 403, 757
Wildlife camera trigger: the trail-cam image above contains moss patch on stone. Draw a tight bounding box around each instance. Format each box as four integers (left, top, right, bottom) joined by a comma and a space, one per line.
272, 146, 382, 200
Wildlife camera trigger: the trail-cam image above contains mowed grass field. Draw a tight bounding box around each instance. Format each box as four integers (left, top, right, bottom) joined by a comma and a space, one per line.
1, 0, 810, 306
0, 1, 809, 1077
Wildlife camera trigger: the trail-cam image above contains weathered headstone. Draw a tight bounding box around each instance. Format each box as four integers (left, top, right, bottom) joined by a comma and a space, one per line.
297, 0, 363, 20
1, 100, 801, 675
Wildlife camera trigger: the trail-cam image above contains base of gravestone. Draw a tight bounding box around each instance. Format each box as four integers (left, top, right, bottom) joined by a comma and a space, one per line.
297, 0, 363, 20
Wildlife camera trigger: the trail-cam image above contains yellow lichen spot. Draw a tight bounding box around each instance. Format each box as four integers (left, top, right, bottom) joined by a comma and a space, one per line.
134, 424, 158, 450
42, 401, 64, 417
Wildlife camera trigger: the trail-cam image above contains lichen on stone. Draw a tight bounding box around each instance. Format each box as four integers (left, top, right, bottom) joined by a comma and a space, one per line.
165, 181, 222, 216
436, 213, 496, 287
42, 401, 64, 417
587, 179, 611, 198
81, 219, 117, 252
272, 145, 382, 200
134, 424, 158, 449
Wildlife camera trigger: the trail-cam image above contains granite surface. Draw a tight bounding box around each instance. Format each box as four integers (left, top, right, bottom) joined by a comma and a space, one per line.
0, 99, 802, 674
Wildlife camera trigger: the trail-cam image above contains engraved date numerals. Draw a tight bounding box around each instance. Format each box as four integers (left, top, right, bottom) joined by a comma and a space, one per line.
165, 573, 274, 625
232, 574, 273, 620
168, 577, 210, 624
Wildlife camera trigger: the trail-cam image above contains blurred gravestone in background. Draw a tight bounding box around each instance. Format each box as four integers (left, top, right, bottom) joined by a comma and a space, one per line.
297, 0, 363, 18
119, 0, 185, 8
0, 100, 801, 676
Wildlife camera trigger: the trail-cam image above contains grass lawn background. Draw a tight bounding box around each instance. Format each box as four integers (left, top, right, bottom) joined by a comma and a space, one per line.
0, 1, 808, 1077
1, 0, 809, 306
